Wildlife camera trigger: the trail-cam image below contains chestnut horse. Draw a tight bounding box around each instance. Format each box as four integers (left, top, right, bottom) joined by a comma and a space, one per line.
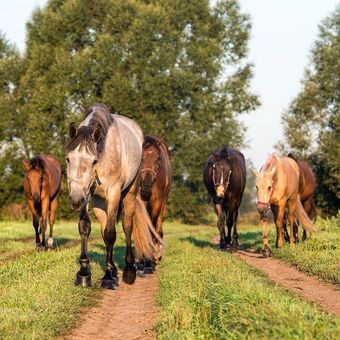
23, 155, 61, 250
254, 153, 315, 257
140, 135, 172, 268
204, 146, 246, 251
284, 153, 317, 242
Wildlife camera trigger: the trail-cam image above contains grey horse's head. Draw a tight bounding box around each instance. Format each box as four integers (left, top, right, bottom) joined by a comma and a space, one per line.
65, 123, 101, 210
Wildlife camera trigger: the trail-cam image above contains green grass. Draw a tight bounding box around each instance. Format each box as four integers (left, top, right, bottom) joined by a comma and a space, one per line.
0, 220, 127, 339
238, 214, 340, 286
157, 223, 340, 339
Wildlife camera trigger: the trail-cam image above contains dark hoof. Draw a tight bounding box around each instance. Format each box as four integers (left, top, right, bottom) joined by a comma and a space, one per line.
123, 265, 137, 284
219, 246, 227, 252
143, 266, 154, 274
231, 244, 239, 253
36, 244, 46, 252
136, 263, 144, 271
100, 279, 116, 290
75, 273, 92, 288
261, 248, 272, 258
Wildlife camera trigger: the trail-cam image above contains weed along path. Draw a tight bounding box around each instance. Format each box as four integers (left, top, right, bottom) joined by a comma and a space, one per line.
235, 249, 340, 316
64, 273, 158, 340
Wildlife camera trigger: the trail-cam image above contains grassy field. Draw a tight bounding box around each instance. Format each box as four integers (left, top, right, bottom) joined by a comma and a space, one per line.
0, 218, 339, 339
238, 214, 340, 286
156, 222, 339, 339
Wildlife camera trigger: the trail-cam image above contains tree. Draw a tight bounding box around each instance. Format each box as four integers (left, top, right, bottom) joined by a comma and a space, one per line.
0, 0, 259, 222
278, 6, 340, 216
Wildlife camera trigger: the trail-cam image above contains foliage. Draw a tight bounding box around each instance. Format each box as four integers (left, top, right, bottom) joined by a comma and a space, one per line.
278, 6, 340, 216
0, 0, 259, 222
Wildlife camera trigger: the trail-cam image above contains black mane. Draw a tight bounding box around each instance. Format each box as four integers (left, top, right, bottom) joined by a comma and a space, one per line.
65, 104, 114, 155
29, 156, 45, 170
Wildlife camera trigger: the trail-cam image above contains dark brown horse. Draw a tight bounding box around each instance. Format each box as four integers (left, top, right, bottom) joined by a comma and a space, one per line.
204, 146, 246, 251
140, 135, 172, 267
285, 153, 317, 241
23, 155, 61, 250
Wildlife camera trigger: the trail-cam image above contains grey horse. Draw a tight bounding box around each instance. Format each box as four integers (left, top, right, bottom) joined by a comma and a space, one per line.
65, 104, 161, 289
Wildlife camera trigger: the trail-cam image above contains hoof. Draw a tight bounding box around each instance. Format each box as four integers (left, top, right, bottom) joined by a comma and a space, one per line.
231, 244, 239, 253
123, 265, 136, 284
143, 266, 154, 275
100, 279, 116, 290
261, 248, 272, 258
36, 244, 46, 252
137, 270, 146, 278
75, 273, 92, 288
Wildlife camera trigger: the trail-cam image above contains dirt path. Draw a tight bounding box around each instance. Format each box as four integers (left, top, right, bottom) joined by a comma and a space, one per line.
64, 273, 158, 340
235, 249, 340, 316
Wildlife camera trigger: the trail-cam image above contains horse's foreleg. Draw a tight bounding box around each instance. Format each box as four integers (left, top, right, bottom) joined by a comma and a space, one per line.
100, 188, 120, 289
39, 198, 50, 251
274, 203, 285, 249
75, 206, 92, 287
260, 214, 271, 257
214, 203, 226, 250
230, 210, 239, 252
48, 196, 59, 249
27, 200, 40, 248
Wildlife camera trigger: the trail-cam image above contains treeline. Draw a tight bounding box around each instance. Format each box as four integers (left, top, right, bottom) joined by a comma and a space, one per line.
278, 5, 340, 216
0, 0, 259, 222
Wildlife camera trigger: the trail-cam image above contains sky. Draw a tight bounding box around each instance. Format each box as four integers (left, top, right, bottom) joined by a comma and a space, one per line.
0, 0, 338, 168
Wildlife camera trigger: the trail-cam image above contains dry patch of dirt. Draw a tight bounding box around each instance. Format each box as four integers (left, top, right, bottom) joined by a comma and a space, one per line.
64, 273, 158, 340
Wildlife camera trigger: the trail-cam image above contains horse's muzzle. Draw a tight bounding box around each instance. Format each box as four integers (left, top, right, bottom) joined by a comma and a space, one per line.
257, 204, 270, 216
69, 195, 86, 211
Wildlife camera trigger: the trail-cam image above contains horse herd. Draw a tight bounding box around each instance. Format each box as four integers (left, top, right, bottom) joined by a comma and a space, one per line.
22, 103, 316, 288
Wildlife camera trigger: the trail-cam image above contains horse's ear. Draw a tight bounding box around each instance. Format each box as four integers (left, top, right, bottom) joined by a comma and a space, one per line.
69, 122, 77, 138
252, 168, 259, 177
269, 166, 276, 177
23, 160, 30, 171
92, 126, 101, 143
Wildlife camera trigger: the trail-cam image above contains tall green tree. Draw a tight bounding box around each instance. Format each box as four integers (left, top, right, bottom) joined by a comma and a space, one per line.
0, 0, 259, 222
278, 6, 340, 216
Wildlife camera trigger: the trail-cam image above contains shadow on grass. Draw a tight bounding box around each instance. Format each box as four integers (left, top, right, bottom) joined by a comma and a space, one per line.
179, 236, 216, 249
87, 245, 126, 271
239, 230, 263, 251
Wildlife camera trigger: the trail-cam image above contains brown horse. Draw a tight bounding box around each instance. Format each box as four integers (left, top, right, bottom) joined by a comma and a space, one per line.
23, 155, 61, 250
284, 153, 317, 241
204, 146, 246, 251
253, 153, 315, 257
140, 135, 172, 268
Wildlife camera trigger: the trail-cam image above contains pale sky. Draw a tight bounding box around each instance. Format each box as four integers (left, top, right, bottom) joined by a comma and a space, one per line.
0, 0, 338, 168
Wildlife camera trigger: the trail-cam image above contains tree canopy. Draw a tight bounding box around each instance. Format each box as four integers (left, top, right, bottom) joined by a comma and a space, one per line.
278, 5, 339, 215
0, 0, 259, 222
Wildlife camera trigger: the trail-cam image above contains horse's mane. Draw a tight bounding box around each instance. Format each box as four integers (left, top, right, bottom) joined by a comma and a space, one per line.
262, 153, 281, 171
65, 104, 114, 155
210, 145, 238, 161
29, 156, 45, 171
143, 135, 171, 158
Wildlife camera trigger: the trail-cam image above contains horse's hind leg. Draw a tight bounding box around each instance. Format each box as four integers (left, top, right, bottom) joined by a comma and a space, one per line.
302, 197, 314, 241
287, 199, 297, 244
38, 198, 50, 251
122, 180, 139, 284
214, 203, 226, 250
47, 196, 59, 249
75, 206, 92, 287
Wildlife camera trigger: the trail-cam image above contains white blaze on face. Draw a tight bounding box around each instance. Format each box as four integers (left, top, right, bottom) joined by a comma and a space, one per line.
67, 145, 98, 202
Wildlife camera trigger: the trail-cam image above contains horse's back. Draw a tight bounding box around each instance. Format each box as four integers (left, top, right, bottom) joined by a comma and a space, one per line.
40, 155, 62, 198
112, 114, 144, 189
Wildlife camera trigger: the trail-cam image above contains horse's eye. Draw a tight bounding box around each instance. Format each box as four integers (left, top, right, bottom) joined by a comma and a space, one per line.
92, 160, 98, 166
255, 186, 258, 190
66, 158, 70, 163
268, 186, 272, 191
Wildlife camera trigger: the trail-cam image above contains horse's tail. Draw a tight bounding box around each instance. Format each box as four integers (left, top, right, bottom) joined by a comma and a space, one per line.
132, 195, 163, 261
296, 198, 316, 232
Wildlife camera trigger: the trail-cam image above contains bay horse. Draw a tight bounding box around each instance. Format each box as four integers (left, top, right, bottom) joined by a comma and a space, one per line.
23, 155, 61, 250
140, 135, 172, 269
253, 153, 315, 257
284, 153, 317, 242
65, 104, 162, 289
204, 146, 246, 251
